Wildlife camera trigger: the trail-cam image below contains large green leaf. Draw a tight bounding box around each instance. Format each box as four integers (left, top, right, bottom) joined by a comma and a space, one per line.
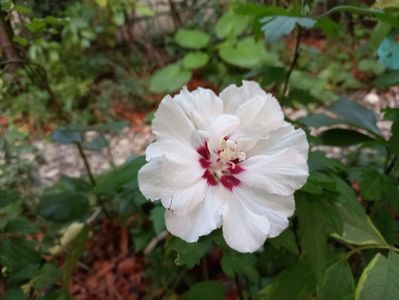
319, 260, 355, 300
149, 63, 191, 93
0, 190, 19, 209
259, 260, 316, 300
374, 71, 399, 87
215, 11, 250, 39
175, 29, 210, 49
319, 128, 374, 147
0, 237, 42, 268
187, 281, 224, 300
4, 217, 39, 234
356, 251, 399, 300
269, 228, 299, 255
218, 37, 268, 69
37, 192, 89, 223
150, 206, 165, 236
297, 197, 328, 285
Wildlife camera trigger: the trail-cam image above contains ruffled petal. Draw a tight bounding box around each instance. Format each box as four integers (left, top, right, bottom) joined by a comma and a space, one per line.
165, 187, 222, 242
138, 158, 173, 201
205, 114, 241, 152
161, 154, 204, 188
220, 81, 266, 114
236, 186, 295, 238
161, 179, 208, 214
246, 123, 308, 157
219, 187, 270, 253
233, 94, 284, 136
173, 87, 224, 130
146, 139, 199, 161
236, 148, 309, 196
152, 95, 202, 147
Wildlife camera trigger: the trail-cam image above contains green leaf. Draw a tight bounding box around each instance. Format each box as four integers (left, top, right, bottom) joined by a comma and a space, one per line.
269, 228, 298, 255
95, 156, 145, 196
356, 251, 399, 300
63, 225, 89, 286
0, 190, 19, 209
218, 37, 268, 69
234, 4, 290, 17
0, 237, 42, 267
14, 4, 31, 15
259, 260, 316, 300
221, 252, 259, 282
31, 263, 62, 291
370, 21, 392, 50
319, 260, 355, 300
59, 176, 92, 193
389, 122, 399, 155
187, 281, 224, 300
308, 151, 345, 173
52, 126, 84, 145
215, 11, 250, 39
4, 217, 39, 234
374, 71, 399, 87
26, 18, 46, 33
149, 63, 191, 93
378, 33, 399, 70
150, 206, 165, 236
12, 36, 29, 46
86, 136, 108, 151
297, 113, 338, 128
383, 108, 399, 121
182, 52, 209, 70
319, 128, 374, 147
315, 17, 342, 38
1, 289, 27, 300
167, 237, 211, 269
297, 196, 328, 285
175, 29, 210, 49
261, 16, 315, 42
37, 192, 89, 223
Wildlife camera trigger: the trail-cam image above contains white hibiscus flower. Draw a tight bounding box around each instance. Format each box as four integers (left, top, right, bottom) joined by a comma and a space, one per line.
138, 81, 309, 253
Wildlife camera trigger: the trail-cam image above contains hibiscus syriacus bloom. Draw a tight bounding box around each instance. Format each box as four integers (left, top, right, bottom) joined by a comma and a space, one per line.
138, 81, 309, 253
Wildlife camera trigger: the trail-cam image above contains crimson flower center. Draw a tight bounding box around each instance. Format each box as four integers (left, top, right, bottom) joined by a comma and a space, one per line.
197, 139, 245, 191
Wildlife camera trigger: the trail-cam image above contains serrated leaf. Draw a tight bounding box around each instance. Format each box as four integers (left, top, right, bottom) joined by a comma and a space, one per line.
37, 193, 89, 223
168, 237, 211, 269
261, 16, 315, 42
221, 252, 259, 282
319, 260, 355, 300
297, 196, 328, 285
26, 18, 46, 33
356, 251, 399, 300
187, 281, 224, 300
4, 217, 39, 234
259, 260, 316, 300
175, 29, 210, 49
0, 237, 42, 267
149, 63, 191, 93
269, 228, 298, 255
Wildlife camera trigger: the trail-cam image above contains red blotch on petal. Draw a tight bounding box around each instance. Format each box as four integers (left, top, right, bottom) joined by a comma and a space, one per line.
220, 175, 240, 191
197, 142, 210, 159
199, 158, 211, 169
203, 170, 218, 186
228, 164, 244, 174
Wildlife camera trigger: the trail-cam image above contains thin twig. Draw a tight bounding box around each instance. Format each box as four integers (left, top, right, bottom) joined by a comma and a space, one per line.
76, 142, 96, 187
281, 26, 302, 98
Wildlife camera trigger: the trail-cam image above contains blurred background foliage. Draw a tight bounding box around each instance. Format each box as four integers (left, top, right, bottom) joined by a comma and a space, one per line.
1, 0, 399, 299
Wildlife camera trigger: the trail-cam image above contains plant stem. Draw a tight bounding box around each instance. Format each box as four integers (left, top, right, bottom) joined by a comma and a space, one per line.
281, 26, 302, 98
235, 275, 245, 300
76, 142, 96, 187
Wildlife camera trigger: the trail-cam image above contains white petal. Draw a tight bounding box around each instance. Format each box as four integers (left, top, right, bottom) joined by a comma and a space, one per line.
161, 179, 207, 214
152, 95, 201, 147
174, 87, 223, 130
234, 94, 284, 135
161, 154, 204, 188
220, 81, 266, 114
236, 186, 295, 238
165, 187, 222, 242
246, 123, 309, 157
237, 148, 309, 195
206, 114, 241, 152
138, 158, 173, 201
146, 139, 199, 161
220, 187, 270, 253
